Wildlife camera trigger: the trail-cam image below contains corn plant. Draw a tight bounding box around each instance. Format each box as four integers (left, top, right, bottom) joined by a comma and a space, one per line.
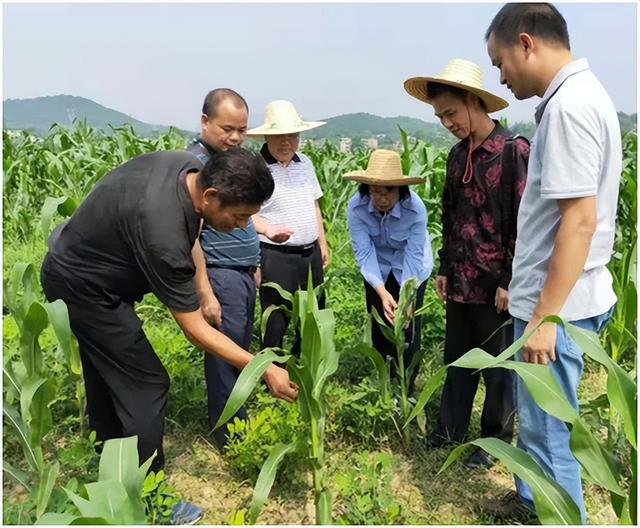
36, 436, 154, 525
3, 260, 81, 518
215, 273, 339, 524
362, 278, 447, 446
439, 315, 637, 525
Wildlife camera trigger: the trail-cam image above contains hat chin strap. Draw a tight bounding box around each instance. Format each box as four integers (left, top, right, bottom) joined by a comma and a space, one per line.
462, 103, 476, 185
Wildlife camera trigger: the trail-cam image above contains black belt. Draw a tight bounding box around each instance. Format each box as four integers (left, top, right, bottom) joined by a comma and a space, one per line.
206, 263, 258, 274
260, 241, 317, 255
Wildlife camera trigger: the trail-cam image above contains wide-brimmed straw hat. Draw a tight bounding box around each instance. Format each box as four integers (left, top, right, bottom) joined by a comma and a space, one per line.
404, 58, 508, 113
343, 149, 424, 186
246, 100, 326, 136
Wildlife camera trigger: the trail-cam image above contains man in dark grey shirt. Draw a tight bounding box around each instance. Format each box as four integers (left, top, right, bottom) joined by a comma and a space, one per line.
41, 148, 298, 490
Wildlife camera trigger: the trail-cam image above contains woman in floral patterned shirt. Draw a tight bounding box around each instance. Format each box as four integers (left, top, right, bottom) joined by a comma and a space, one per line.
405, 59, 529, 469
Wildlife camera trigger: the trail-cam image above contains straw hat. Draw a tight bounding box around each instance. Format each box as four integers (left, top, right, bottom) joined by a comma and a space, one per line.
343, 149, 424, 186
246, 100, 326, 136
404, 58, 508, 113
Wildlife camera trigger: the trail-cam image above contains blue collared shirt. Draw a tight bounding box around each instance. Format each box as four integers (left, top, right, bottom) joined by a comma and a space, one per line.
346, 191, 433, 288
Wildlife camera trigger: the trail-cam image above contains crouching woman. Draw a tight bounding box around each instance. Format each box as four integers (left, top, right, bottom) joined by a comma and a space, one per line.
344, 149, 434, 384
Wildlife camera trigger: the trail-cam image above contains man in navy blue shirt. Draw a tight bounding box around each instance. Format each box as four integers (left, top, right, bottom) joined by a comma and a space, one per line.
188, 89, 292, 449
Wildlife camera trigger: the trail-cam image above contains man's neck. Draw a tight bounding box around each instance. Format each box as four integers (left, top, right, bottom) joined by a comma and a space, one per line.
186, 171, 203, 217
469, 114, 496, 147
536, 49, 574, 97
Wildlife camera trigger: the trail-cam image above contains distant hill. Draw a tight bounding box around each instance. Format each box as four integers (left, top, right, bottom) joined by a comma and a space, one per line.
2, 95, 186, 137
618, 112, 638, 133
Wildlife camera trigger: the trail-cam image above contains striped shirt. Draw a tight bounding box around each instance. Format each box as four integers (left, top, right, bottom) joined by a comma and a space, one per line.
186, 137, 260, 266
257, 143, 322, 246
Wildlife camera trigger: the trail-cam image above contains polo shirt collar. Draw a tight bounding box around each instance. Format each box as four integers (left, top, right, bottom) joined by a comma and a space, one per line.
260, 143, 301, 165
194, 136, 220, 156
478, 120, 508, 154
535, 58, 590, 123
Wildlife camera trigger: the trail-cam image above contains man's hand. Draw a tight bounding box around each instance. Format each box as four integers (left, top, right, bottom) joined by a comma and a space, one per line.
254, 266, 262, 288
320, 242, 331, 269
264, 224, 294, 244
435, 275, 447, 302
522, 317, 557, 365
201, 294, 222, 328
262, 364, 299, 402
377, 287, 398, 324
495, 287, 509, 314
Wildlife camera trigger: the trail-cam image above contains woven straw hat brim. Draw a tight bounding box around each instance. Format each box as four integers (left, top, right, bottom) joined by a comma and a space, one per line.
343, 171, 424, 186
404, 76, 508, 113
246, 120, 326, 137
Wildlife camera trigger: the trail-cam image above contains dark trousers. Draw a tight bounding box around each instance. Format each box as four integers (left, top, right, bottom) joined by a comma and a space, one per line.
41, 256, 168, 472
364, 274, 427, 390
259, 241, 324, 355
204, 267, 255, 446
434, 300, 515, 443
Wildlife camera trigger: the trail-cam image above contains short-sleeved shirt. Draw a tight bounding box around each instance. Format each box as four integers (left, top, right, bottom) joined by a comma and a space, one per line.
438, 121, 529, 304
186, 137, 261, 267
346, 191, 434, 288
46, 150, 203, 312
509, 59, 621, 321
257, 143, 322, 246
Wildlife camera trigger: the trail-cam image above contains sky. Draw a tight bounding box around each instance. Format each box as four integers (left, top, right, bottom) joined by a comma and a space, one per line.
2, 1, 638, 131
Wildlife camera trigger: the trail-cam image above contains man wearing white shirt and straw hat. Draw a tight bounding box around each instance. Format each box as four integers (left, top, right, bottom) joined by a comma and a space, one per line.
248, 100, 330, 355
404, 58, 529, 469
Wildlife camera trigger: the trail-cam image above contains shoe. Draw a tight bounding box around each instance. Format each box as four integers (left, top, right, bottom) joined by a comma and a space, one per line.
170, 499, 204, 525
482, 490, 539, 524
463, 448, 496, 469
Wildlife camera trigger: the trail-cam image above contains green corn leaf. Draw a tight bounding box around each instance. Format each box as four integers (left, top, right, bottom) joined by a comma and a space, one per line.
357, 340, 390, 398
248, 441, 303, 524
3, 363, 22, 397
440, 437, 581, 525
371, 308, 396, 346
450, 347, 497, 370
502, 361, 578, 423
41, 195, 76, 240
20, 302, 50, 377
260, 281, 294, 304
3, 460, 31, 491
66, 480, 131, 523
569, 418, 625, 496
215, 348, 291, 429
316, 488, 333, 525
43, 299, 80, 375
288, 360, 322, 422
36, 461, 60, 518
21, 375, 56, 447
311, 309, 339, 401
565, 324, 637, 449
403, 366, 447, 427
260, 304, 290, 341
2, 403, 41, 471
35, 513, 80, 525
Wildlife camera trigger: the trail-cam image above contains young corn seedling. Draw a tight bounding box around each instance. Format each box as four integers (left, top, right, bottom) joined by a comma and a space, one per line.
367, 278, 447, 446
215, 270, 339, 525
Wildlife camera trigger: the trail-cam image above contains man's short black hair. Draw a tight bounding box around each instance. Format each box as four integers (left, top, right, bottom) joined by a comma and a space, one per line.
198, 148, 274, 207
202, 88, 248, 118
485, 3, 570, 50
358, 183, 410, 201
426, 82, 487, 112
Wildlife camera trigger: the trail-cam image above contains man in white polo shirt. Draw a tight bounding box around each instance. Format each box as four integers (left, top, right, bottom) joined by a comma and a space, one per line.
485, 2, 621, 523
248, 100, 330, 354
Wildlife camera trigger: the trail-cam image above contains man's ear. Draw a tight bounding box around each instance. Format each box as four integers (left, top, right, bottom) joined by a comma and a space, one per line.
202, 187, 218, 206
518, 32, 535, 58
201, 113, 210, 128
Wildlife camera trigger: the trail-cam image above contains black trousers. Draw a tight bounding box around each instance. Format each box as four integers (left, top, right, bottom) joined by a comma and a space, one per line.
41, 255, 168, 472
364, 274, 427, 390
259, 241, 324, 355
433, 300, 515, 443
204, 267, 254, 446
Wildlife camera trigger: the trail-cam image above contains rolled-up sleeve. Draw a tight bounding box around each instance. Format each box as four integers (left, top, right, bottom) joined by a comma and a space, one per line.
347, 197, 384, 289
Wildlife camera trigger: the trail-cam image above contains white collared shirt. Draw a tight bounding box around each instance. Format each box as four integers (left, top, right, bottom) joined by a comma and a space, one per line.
509, 58, 622, 322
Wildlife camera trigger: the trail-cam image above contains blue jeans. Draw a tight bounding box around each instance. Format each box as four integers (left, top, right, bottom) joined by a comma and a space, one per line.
512, 308, 613, 523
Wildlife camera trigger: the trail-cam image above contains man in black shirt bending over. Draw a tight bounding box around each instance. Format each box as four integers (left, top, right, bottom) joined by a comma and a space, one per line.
41, 148, 298, 514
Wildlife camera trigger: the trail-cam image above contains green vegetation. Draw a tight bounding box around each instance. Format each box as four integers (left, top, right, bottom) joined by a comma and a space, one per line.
3, 121, 636, 525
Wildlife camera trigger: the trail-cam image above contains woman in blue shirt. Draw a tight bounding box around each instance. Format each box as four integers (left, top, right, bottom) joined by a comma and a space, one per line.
345, 149, 434, 385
